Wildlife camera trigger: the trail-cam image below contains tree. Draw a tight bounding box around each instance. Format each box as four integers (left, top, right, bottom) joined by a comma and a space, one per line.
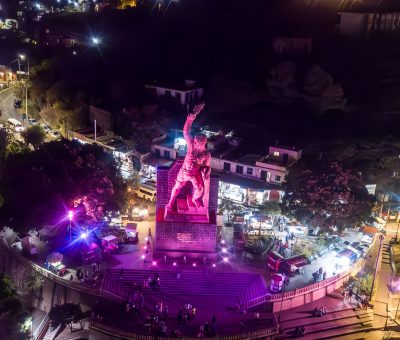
49, 303, 86, 332
12, 269, 44, 296
259, 200, 281, 216
281, 161, 375, 233
0, 140, 127, 230
22, 126, 45, 149
0, 276, 16, 299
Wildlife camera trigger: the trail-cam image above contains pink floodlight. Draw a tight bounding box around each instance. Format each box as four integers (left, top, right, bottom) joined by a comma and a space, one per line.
223, 257, 229, 263
173, 262, 177, 266
192, 263, 197, 267
68, 210, 74, 221
152, 261, 157, 266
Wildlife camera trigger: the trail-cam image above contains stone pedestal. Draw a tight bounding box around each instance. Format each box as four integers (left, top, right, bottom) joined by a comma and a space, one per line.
154, 160, 219, 260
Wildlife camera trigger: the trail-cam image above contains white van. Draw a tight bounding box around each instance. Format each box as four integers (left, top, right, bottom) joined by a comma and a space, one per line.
7, 118, 24, 132
134, 184, 157, 202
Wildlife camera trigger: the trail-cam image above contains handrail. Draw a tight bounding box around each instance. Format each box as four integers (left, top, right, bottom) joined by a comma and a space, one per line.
89, 321, 278, 340
33, 313, 49, 340
0, 239, 102, 296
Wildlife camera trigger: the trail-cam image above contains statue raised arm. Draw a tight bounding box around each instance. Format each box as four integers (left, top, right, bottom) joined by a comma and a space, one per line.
166, 103, 210, 212
183, 103, 205, 145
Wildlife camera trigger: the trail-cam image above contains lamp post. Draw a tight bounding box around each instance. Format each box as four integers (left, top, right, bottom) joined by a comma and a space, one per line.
68, 210, 74, 240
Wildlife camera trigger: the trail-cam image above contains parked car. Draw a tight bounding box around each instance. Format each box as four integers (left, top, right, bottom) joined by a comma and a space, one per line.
49, 130, 62, 140
40, 123, 51, 133
131, 203, 149, 221
14, 99, 22, 108
28, 118, 39, 126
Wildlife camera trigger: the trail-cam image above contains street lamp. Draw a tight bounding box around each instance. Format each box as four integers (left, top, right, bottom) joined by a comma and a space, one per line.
68, 210, 74, 240
92, 37, 100, 45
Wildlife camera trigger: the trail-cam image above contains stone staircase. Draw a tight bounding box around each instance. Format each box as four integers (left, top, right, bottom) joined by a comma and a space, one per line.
280, 306, 373, 339
102, 269, 267, 305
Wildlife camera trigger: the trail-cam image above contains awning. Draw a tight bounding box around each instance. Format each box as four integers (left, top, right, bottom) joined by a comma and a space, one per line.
361, 225, 379, 235
142, 155, 174, 168
214, 170, 280, 191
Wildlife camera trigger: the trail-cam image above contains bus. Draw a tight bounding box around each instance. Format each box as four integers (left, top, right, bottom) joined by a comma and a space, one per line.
7, 118, 24, 132
133, 184, 157, 202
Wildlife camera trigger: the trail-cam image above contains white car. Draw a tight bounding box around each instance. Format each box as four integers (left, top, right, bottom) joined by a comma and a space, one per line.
28, 118, 39, 126
49, 130, 62, 140
40, 123, 51, 133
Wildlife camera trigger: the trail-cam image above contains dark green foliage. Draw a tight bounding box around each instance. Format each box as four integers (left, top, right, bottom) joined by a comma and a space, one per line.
281, 161, 375, 233
0, 139, 127, 231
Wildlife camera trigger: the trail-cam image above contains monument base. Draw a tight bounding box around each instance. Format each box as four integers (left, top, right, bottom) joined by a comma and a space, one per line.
154, 208, 217, 260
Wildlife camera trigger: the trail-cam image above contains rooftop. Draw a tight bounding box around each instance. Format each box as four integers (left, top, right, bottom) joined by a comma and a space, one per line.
213, 170, 281, 191
146, 79, 202, 92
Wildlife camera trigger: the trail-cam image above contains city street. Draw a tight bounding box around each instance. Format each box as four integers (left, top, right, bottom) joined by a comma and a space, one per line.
0, 86, 23, 123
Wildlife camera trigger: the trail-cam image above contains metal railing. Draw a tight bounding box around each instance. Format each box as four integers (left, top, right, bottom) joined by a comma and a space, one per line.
33, 313, 49, 340
89, 321, 278, 340
0, 239, 102, 297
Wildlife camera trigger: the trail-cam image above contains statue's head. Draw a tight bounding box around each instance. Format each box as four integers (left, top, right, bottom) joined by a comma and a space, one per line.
194, 133, 207, 149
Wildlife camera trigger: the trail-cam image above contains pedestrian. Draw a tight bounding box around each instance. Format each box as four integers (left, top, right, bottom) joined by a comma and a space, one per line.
323, 271, 327, 280
240, 321, 246, 334
349, 289, 353, 303
192, 307, 196, 320
163, 305, 168, 321
92, 262, 96, 273
318, 267, 323, 278
140, 293, 145, 309
177, 272, 181, 280
69, 274, 73, 281
178, 307, 183, 323
183, 256, 187, 264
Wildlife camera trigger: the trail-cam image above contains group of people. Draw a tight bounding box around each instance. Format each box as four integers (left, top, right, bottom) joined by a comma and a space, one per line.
75, 262, 103, 287
312, 267, 327, 283
143, 301, 170, 336
197, 314, 217, 338
294, 326, 305, 336
177, 303, 196, 324
313, 306, 327, 317
125, 290, 145, 315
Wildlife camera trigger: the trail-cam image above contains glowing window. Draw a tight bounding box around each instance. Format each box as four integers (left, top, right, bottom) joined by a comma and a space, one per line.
273, 151, 280, 156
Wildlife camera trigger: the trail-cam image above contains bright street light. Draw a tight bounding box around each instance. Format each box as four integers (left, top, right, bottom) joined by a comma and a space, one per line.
68, 210, 74, 240
92, 37, 100, 45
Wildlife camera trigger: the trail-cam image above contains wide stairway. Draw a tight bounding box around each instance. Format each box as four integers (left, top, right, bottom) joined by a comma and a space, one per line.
280, 305, 373, 339
102, 269, 267, 305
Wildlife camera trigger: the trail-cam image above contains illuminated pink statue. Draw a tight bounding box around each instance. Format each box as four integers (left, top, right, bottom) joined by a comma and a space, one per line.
166, 103, 211, 211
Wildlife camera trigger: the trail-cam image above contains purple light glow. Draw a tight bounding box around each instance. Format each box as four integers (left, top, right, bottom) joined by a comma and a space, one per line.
192, 263, 197, 267
141, 255, 145, 259
222, 248, 227, 253
80, 232, 87, 239
68, 210, 74, 221
152, 261, 157, 266
173, 262, 177, 266
212, 264, 216, 267
221, 239, 225, 244
223, 257, 228, 263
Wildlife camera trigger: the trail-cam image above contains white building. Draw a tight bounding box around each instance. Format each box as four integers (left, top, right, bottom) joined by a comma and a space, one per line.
145, 80, 203, 109
141, 129, 302, 205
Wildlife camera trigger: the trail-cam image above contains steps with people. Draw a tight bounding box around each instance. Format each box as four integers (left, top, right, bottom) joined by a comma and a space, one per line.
280, 304, 373, 339
102, 269, 267, 304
